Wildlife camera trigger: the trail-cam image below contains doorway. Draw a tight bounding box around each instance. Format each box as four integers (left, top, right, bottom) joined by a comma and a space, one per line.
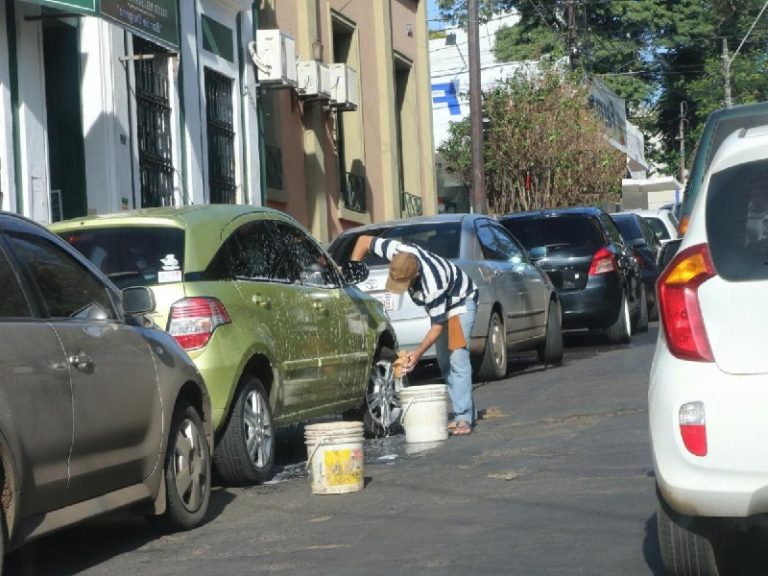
43, 19, 87, 221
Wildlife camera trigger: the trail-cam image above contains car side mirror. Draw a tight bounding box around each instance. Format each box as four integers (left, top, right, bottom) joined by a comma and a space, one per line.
529, 246, 547, 261
658, 239, 683, 270
342, 261, 369, 285
122, 286, 155, 315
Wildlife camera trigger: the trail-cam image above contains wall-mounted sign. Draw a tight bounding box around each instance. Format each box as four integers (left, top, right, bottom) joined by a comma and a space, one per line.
100, 0, 179, 50
26, 0, 97, 13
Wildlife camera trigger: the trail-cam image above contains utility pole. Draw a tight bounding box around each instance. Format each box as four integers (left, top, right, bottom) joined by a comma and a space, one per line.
467, 0, 486, 214
678, 101, 687, 185
567, 0, 579, 71
723, 38, 733, 108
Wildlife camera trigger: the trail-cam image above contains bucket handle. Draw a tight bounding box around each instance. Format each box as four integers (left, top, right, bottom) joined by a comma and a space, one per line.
399, 399, 415, 424
305, 439, 325, 473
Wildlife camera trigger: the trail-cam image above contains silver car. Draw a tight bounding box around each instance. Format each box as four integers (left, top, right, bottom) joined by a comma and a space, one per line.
328, 214, 563, 380
0, 212, 212, 566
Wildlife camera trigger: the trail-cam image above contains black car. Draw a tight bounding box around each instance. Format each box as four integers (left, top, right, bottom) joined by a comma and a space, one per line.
499, 207, 647, 343
610, 212, 662, 321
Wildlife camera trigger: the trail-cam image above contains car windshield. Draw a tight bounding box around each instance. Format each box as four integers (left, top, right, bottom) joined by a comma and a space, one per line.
707, 158, 768, 282
330, 222, 461, 265
59, 226, 185, 289
501, 215, 603, 251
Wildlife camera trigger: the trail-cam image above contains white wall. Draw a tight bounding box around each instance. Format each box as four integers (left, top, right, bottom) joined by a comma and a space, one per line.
15, 2, 50, 223
0, 1, 13, 213
80, 18, 134, 214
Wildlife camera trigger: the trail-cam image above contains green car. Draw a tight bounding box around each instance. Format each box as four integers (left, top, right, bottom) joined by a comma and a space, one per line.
52, 205, 400, 485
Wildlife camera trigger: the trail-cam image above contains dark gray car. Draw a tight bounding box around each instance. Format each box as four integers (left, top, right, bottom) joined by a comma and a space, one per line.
0, 212, 212, 569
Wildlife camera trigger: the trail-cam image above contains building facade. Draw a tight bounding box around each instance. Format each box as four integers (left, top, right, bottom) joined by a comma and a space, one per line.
258, 0, 437, 242
0, 0, 436, 243
0, 0, 261, 224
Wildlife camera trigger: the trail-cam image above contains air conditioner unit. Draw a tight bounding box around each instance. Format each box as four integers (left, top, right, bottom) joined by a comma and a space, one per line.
296, 60, 332, 100
329, 64, 359, 111
255, 30, 298, 88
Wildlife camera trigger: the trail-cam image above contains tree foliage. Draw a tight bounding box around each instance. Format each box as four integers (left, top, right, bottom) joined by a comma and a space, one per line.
438, 68, 624, 214
434, 0, 768, 176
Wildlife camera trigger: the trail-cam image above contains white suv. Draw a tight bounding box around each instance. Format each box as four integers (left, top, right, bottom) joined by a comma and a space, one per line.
649, 124, 768, 575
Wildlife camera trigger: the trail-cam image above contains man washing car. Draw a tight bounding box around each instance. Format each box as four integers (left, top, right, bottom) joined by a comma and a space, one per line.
350, 234, 478, 435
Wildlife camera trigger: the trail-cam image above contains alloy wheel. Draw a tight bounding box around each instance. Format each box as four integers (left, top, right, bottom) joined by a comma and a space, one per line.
173, 417, 209, 512
244, 389, 274, 469
366, 357, 402, 434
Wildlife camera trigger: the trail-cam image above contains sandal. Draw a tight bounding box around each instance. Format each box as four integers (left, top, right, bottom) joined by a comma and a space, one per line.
450, 421, 472, 436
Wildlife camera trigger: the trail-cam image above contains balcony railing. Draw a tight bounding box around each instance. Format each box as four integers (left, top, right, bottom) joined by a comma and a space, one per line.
342, 171, 366, 213
401, 191, 422, 217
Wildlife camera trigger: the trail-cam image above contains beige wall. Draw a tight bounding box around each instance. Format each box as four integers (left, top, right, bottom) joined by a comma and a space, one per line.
260, 0, 436, 243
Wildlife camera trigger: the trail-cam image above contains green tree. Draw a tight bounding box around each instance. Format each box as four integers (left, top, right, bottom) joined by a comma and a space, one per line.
439, 68, 624, 214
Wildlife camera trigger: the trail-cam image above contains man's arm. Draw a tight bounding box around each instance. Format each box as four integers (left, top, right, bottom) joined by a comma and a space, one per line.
350, 235, 374, 261
405, 323, 444, 373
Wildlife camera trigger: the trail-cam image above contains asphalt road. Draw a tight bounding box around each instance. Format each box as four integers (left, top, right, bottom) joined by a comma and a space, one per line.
7, 325, 664, 576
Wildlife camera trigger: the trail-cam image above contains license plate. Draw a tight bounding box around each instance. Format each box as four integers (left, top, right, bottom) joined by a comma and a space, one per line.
372, 292, 396, 312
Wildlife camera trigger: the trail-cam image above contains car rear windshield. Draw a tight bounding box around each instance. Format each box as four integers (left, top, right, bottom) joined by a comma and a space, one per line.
59, 226, 185, 288
707, 158, 768, 282
611, 215, 642, 241
500, 215, 604, 251
330, 222, 461, 265
644, 217, 670, 240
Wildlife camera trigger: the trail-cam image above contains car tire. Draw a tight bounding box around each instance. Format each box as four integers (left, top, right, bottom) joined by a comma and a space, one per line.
537, 300, 563, 364
213, 376, 274, 485
477, 311, 507, 381
632, 284, 649, 334
362, 346, 402, 438
657, 493, 720, 576
605, 292, 631, 344
155, 402, 211, 531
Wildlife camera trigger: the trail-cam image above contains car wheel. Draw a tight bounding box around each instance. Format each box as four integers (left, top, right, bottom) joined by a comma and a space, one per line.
537, 300, 563, 364
213, 376, 274, 485
477, 311, 507, 381
632, 284, 649, 334
156, 402, 211, 531
362, 346, 402, 438
657, 493, 720, 576
605, 292, 631, 344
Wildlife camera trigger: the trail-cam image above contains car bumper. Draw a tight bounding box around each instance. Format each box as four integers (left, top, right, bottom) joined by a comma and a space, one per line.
649, 339, 768, 518
558, 273, 622, 330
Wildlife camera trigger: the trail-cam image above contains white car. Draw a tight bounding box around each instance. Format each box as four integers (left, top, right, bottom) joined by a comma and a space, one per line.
649, 124, 768, 575
625, 208, 679, 244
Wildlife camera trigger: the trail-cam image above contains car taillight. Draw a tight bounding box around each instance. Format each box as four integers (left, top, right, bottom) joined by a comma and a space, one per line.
168, 297, 231, 351
588, 246, 616, 275
657, 243, 715, 362
679, 401, 707, 456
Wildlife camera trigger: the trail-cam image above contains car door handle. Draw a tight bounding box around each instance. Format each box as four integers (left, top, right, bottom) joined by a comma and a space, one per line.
68, 352, 94, 373
251, 295, 271, 309
312, 302, 329, 315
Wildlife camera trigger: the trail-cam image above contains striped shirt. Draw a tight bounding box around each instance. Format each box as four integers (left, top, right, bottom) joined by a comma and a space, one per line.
371, 237, 478, 325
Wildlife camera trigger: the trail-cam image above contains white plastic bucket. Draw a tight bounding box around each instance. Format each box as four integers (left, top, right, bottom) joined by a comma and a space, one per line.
304, 421, 365, 495
399, 384, 449, 443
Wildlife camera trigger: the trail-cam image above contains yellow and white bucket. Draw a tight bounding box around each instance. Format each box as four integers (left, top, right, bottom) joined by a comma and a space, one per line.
304, 421, 365, 495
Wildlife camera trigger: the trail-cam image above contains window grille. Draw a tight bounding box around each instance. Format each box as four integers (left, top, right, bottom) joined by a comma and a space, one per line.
134, 37, 174, 208
205, 68, 236, 204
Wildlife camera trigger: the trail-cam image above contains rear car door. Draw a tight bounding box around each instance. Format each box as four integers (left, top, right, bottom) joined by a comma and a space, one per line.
6, 229, 161, 505
0, 234, 73, 516
276, 221, 368, 406
221, 218, 318, 416
474, 218, 528, 341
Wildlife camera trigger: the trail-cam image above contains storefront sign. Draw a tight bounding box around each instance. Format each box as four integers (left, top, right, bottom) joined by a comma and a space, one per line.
99, 0, 179, 50
26, 0, 97, 13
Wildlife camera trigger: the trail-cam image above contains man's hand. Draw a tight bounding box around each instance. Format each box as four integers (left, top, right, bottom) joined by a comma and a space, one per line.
404, 350, 421, 374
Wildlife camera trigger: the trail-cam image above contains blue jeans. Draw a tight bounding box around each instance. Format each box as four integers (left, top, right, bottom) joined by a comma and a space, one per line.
435, 299, 477, 425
